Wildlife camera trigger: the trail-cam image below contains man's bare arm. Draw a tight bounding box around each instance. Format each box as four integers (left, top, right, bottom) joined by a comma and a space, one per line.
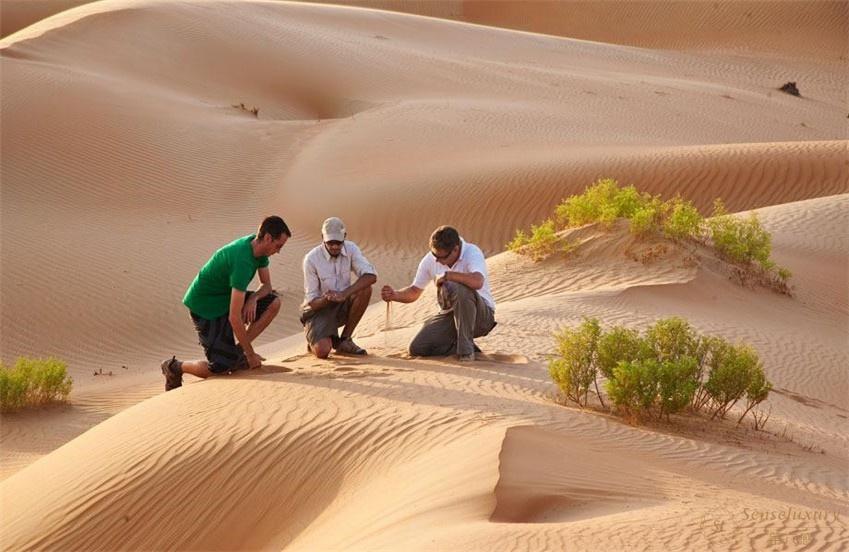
441, 271, 484, 290
229, 289, 262, 367
381, 284, 423, 304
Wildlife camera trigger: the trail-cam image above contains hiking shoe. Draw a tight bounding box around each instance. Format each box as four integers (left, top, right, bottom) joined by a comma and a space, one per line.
161, 356, 183, 391
458, 352, 475, 362
335, 337, 367, 355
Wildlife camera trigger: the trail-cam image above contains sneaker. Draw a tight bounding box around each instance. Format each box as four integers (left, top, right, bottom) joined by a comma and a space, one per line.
458, 352, 475, 362
161, 356, 183, 391
335, 337, 367, 355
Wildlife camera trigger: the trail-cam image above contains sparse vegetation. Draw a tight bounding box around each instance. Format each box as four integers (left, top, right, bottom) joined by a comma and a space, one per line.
508, 179, 792, 293
0, 357, 73, 413
232, 102, 259, 117
506, 219, 558, 261
549, 317, 773, 426
548, 319, 601, 407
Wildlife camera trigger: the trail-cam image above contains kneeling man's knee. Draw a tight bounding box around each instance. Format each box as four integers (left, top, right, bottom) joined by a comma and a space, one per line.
312, 338, 332, 359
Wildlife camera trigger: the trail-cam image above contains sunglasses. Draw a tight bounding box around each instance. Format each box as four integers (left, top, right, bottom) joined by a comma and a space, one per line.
325, 240, 344, 247
431, 247, 454, 260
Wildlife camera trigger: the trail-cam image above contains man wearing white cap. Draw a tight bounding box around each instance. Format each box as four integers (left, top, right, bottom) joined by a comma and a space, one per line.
301, 217, 377, 358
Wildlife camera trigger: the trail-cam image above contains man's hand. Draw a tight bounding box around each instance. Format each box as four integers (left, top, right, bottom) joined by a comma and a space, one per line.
323, 290, 346, 303
246, 351, 265, 369
242, 295, 258, 323
381, 285, 396, 302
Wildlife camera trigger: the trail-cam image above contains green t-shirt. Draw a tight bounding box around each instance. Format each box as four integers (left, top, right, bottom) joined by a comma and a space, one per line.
183, 234, 269, 319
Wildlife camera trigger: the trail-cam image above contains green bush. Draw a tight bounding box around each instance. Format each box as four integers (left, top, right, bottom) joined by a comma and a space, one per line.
512, 180, 790, 290
606, 359, 660, 419
506, 229, 528, 252
507, 219, 559, 261
704, 343, 762, 420
605, 356, 699, 422
737, 364, 773, 425
645, 317, 700, 362
663, 196, 703, 240
597, 326, 649, 379
0, 357, 73, 412
656, 356, 699, 420
555, 179, 646, 229
549, 319, 601, 406
551, 318, 772, 427
628, 200, 663, 236
706, 199, 771, 266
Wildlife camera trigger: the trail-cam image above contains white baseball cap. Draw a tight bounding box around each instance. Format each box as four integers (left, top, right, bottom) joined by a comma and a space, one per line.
321, 217, 346, 242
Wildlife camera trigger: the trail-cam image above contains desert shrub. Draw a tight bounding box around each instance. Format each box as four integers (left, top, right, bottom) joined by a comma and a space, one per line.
704, 343, 763, 419
555, 179, 647, 229
552, 317, 772, 426
656, 356, 699, 420
507, 219, 559, 261
606, 359, 660, 420
0, 357, 72, 413
663, 196, 704, 240
706, 199, 771, 266
597, 326, 649, 379
605, 356, 699, 421
549, 319, 601, 406
645, 317, 700, 362
737, 365, 773, 425
506, 229, 528, 252
513, 180, 790, 291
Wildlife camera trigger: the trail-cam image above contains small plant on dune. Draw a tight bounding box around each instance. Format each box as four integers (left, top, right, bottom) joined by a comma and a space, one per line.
706, 199, 772, 267
737, 365, 773, 426
655, 356, 699, 421
597, 325, 649, 379
703, 342, 764, 420
663, 196, 704, 241
548, 318, 601, 407
510, 179, 792, 293
551, 317, 773, 427
606, 359, 660, 421
554, 178, 646, 229
232, 102, 259, 117
506, 229, 528, 251
627, 195, 666, 237
0, 357, 73, 413
507, 219, 559, 261
645, 317, 700, 362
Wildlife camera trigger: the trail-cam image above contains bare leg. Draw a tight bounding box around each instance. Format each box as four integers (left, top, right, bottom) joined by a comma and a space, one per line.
180, 359, 213, 379
341, 286, 372, 339
246, 296, 281, 342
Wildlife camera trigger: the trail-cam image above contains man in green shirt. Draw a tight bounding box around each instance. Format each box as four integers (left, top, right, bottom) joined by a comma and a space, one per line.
161, 216, 291, 391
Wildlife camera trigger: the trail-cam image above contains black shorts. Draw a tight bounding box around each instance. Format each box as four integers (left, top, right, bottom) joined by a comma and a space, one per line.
190, 291, 278, 374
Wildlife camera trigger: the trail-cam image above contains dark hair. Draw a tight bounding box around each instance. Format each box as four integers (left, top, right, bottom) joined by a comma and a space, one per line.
257, 216, 291, 240
430, 225, 460, 252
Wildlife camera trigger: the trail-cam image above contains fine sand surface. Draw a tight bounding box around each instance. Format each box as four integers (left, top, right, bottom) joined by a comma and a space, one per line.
1, 0, 848, 549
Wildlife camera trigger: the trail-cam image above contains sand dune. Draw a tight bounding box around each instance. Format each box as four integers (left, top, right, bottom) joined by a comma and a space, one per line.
3, 192, 848, 549
1, 0, 847, 549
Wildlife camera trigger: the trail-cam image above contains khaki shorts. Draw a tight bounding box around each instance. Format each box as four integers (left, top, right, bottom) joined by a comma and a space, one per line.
300, 299, 352, 347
